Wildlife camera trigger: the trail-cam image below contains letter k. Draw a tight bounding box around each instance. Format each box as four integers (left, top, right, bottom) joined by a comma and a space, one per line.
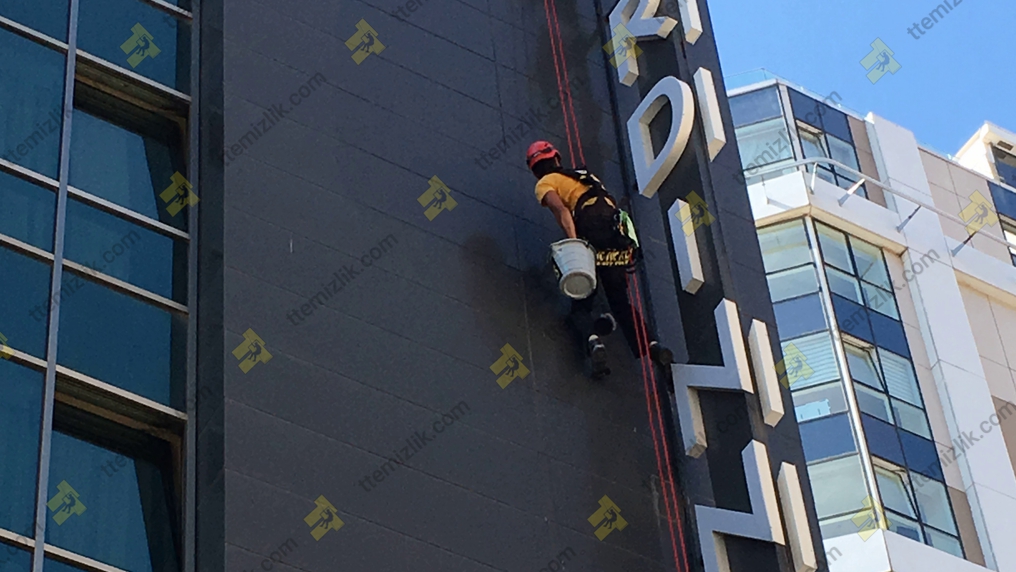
415, 430, 434, 445
963, 430, 980, 445
272, 102, 290, 119
343, 263, 361, 278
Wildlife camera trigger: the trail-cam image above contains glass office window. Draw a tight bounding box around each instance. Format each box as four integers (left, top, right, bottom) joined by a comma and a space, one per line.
46, 431, 179, 572
893, 399, 932, 438
730, 86, 782, 127
3, 547, 33, 570
856, 384, 892, 423
0, 170, 56, 251
845, 343, 882, 389
1001, 218, 1016, 266
774, 293, 827, 339
0, 360, 44, 537
888, 511, 924, 542
809, 455, 868, 519
45, 557, 90, 572
793, 382, 848, 422
0, 0, 70, 40
874, 463, 917, 518
800, 414, 857, 462
862, 283, 899, 319
912, 477, 957, 535
816, 224, 852, 272
0, 246, 53, 358
767, 265, 819, 302
65, 198, 186, 302
850, 238, 890, 289
758, 220, 812, 273
782, 332, 839, 390
737, 117, 793, 173
925, 528, 964, 559
0, 28, 65, 179
993, 147, 1016, 188
69, 107, 187, 229
77, 0, 191, 93
57, 273, 186, 407
826, 266, 863, 304
880, 350, 922, 406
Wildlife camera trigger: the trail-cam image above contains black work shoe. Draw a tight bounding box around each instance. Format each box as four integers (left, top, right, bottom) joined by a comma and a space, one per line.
649, 341, 674, 366
588, 335, 610, 379
593, 313, 617, 336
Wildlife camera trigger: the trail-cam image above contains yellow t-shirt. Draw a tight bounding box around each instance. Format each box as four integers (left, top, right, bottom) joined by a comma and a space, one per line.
534, 173, 591, 212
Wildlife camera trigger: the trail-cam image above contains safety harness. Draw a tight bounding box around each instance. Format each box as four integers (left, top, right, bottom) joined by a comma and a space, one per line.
559, 168, 639, 267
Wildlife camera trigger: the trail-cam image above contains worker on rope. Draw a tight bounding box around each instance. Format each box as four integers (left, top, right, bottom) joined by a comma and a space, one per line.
527, 140, 673, 378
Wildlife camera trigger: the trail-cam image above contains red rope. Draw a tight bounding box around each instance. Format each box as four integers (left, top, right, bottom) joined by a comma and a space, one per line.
541, 0, 576, 164
545, 0, 586, 166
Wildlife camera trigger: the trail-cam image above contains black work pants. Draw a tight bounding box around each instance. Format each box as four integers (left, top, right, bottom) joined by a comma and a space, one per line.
567, 192, 649, 357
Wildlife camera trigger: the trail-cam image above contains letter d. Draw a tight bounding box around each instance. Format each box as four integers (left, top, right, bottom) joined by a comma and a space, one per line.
626, 76, 695, 198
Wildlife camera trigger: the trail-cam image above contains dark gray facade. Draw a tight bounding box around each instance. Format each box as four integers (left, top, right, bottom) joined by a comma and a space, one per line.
195, 1, 825, 571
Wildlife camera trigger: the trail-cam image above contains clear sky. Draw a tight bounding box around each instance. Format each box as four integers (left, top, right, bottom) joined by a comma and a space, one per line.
710, 0, 1015, 157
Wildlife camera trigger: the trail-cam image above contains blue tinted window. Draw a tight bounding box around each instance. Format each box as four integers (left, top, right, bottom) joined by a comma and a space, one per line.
0, 170, 56, 251
820, 107, 853, 143
870, 311, 910, 358
0, 29, 65, 178
900, 431, 944, 481
65, 199, 185, 301
0, 246, 52, 358
789, 89, 822, 128
774, 293, 827, 339
799, 413, 856, 462
77, 0, 190, 93
69, 109, 187, 229
46, 431, 179, 571
0, 360, 44, 537
45, 557, 87, 571
862, 414, 906, 466
833, 294, 874, 343
0, 0, 69, 40
2, 547, 33, 570
729, 87, 782, 128
57, 274, 185, 407
988, 181, 1016, 221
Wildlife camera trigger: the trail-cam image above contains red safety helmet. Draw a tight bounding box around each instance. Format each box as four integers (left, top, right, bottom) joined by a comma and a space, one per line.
526, 140, 561, 170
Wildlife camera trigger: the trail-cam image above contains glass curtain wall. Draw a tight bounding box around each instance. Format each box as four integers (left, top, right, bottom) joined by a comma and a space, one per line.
757, 219, 964, 558
0, 1, 192, 571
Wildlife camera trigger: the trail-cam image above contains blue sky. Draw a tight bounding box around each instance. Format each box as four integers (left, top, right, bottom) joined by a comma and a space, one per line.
710, 0, 1014, 156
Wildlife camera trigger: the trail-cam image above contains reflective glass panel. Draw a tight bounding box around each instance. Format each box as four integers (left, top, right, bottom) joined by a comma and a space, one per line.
900, 431, 943, 481
0, 0, 69, 40
729, 86, 782, 128
1, 546, 32, 570
871, 312, 910, 358
911, 475, 957, 534
834, 295, 874, 343
863, 414, 906, 466
793, 382, 847, 423
880, 350, 922, 406
856, 384, 892, 424
800, 413, 856, 462
65, 198, 185, 301
820, 107, 853, 144
874, 464, 917, 518
828, 134, 860, 171
893, 399, 931, 439
862, 283, 899, 319
798, 128, 827, 159
845, 344, 883, 389
851, 239, 891, 289
816, 223, 853, 272
737, 118, 793, 172
46, 431, 179, 572
68, 108, 187, 230
808, 455, 868, 519
774, 293, 827, 339
0, 28, 65, 178
77, 0, 191, 93
767, 265, 819, 302
0, 246, 52, 358
886, 510, 924, 542
758, 220, 812, 273
819, 513, 867, 541
0, 360, 44, 537
925, 528, 963, 558
781, 332, 840, 390
0, 170, 56, 251
826, 266, 863, 304
45, 558, 89, 571
57, 274, 185, 407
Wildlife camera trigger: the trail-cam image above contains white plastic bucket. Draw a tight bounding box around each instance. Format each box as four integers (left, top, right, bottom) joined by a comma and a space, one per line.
551, 239, 597, 299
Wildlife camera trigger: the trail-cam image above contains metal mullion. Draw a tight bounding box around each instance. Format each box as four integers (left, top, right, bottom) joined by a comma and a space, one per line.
0, 526, 36, 553
0, 16, 69, 54
67, 185, 190, 241
804, 217, 886, 527
76, 50, 190, 104
54, 365, 188, 422
43, 544, 129, 572
137, 0, 192, 20
0, 160, 61, 191
0, 233, 56, 265
31, 0, 79, 569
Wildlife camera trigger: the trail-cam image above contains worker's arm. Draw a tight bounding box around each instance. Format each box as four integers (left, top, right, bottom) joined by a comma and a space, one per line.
541, 191, 577, 239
